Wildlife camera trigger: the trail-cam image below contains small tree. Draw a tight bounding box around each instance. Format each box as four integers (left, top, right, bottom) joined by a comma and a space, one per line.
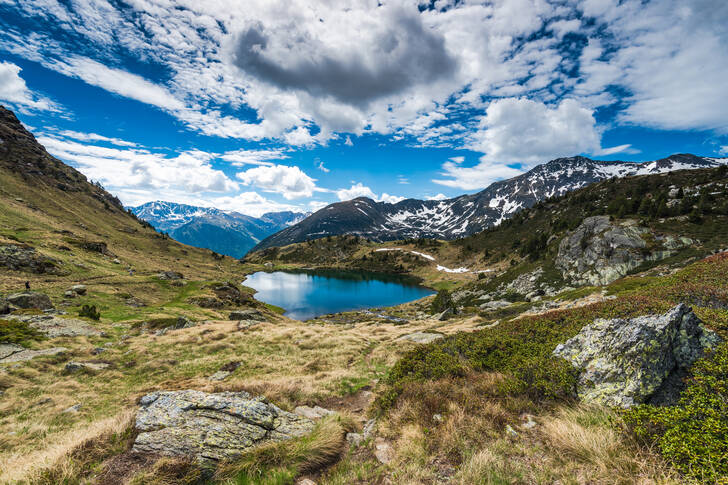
430, 289, 454, 314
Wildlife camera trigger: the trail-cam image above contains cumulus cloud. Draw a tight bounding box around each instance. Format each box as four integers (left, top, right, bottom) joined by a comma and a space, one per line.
236, 164, 318, 199
336, 182, 377, 201
39, 136, 237, 193
315, 159, 329, 173
335, 183, 404, 203
232, 6, 456, 108
427, 193, 448, 201
0, 61, 58, 112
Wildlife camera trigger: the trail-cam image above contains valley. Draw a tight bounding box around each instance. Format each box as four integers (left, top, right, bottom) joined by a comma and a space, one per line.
1, 106, 727, 485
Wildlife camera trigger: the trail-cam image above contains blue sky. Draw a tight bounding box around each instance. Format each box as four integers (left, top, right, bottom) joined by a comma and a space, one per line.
0, 0, 726, 216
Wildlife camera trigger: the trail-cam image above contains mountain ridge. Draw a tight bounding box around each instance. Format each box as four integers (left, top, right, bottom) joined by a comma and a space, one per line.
252, 153, 727, 251
130, 201, 307, 258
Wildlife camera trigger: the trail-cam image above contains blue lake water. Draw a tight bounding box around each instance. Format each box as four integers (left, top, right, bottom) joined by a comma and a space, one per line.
243, 269, 435, 320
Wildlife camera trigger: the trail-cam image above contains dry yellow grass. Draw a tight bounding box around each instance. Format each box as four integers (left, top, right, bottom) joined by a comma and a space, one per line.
0, 408, 134, 484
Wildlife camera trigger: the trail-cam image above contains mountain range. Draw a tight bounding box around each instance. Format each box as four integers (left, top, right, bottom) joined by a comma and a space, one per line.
130, 201, 306, 258
252, 154, 727, 251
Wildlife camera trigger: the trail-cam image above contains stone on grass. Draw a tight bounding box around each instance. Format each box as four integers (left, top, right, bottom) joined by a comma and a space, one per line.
294, 405, 335, 420
229, 309, 265, 321
132, 390, 315, 463
64, 361, 110, 372
207, 370, 231, 381
6, 314, 100, 337
553, 304, 720, 408
397, 332, 444, 344
374, 438, 394, 464
6, 292, 53, 310
157, 271, 183, 280
0, 345, 67, 363
70, 285, 87, 295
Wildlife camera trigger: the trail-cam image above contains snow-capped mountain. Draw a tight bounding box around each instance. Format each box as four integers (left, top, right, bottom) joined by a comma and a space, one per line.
252, 154, 727, 251
130, 201, 307, 258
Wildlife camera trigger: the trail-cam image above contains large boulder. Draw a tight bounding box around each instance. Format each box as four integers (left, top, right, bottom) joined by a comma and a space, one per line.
555, 216, 692, 286
132, 390, 315, 462
553, 304, 720, 407
6, 292, 53, 310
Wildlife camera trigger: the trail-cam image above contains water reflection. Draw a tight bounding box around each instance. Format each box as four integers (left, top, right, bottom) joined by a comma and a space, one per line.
243, 269, 434, 320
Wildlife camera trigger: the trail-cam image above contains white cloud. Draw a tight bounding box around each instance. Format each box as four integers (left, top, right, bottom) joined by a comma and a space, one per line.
335, 183, 404, 203
308, 200, 329, 212
344, 136, 353, 146
209, 192, 299, 217
380, 193, 405, 204
315, 159, 329, 173
0, 61, 58, 112
236, 164, 318, 199
468, 98, 602, 164
219, 148, 287, 166
336, 182, 377, 201
39, 136, 238, 195
58, 129, 138, 147
427, 193, 448, 201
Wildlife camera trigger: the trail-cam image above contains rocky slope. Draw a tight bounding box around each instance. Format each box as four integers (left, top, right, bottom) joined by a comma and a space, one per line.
130, 201, 306, 258
254, 154, 726, 251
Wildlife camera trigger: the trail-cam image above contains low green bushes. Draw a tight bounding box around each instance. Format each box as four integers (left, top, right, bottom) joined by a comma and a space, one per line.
0, 318, 43, 345
624, 342, 728, 484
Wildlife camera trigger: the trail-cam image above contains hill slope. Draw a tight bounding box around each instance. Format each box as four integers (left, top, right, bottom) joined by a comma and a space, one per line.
130, 201, 306, 258
254, 154, 726, 251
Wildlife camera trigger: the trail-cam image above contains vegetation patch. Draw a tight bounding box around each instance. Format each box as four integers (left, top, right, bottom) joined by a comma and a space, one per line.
0, 318, 44, 346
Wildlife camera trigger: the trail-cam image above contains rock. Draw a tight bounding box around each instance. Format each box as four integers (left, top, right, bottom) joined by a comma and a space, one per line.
346, 432, 363, 447
237, 320, 261, 331
505, 424, 518, 437
264, 262, 274, 268
63, 290, 75, 298
0, 244, 60, 274
64, 361, 110, 372
436, 308, 454, 321
229, 309, 265, 321
0, 298, 10, 315
555, 216, 692, 286
6, 292, 53, 310
91, 347, 106, 355
433, 414, 443, 422
176, 316, 196, 329
208, 370, 231, 381
374, 438, 394, 464
668, 187, 681, 198
294, 405, 335, 420
479, 300, 511, 311
132, 390, 315, 462
297, 479, 316, 485
70, 284, 87, 295
157, 271, 183, 280
0, 345, 67, 363
5, 314, 100, 337
553, 304, 720, 407
522, 415, 537, 429
113, 258, 121, 264
63, 403, 82, 413
398, 332, 444, 344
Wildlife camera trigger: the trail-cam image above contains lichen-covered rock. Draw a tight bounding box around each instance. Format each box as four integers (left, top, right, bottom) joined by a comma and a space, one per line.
553, 304, 720, 407
398, 332, 444, 344
555, 216, 691, 286
132, 390, 315, 462
0, 344, 67, 363
6, 292, 53, 310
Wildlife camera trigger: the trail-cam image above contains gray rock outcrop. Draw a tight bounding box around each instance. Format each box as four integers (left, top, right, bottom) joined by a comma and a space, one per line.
5, 292, 53, 310
5, 314, 100, 337
398, 332, 444, 344
132, 390, 315, 462
0, 343, 67, 363
553, 304, 720, 407
0, 244, 60, 274
555, 216, 692, 286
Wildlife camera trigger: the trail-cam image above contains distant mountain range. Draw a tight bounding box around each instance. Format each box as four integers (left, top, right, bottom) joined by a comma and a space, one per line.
130, 201, 307, 258
252, 154, 727, 251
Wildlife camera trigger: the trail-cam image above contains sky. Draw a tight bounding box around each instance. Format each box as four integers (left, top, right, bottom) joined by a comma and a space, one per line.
0, 0, 727, 217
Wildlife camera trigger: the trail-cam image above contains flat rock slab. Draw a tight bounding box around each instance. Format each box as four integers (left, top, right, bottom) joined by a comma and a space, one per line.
0, 345, 67, 363
6, 314, 101, 337
294, 406, 335, 420
132, 390, 315, 462
398, 332, 444, 344
6, 292, 53, 310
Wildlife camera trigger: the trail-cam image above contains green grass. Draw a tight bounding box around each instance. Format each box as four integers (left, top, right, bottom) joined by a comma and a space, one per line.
0, 319, 44, 346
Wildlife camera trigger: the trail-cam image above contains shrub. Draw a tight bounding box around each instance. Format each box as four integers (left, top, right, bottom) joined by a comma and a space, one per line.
0, 319, 43, 345
430, 288, 455, 314
624, 342, 728, 484
79, 304, 101, 321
